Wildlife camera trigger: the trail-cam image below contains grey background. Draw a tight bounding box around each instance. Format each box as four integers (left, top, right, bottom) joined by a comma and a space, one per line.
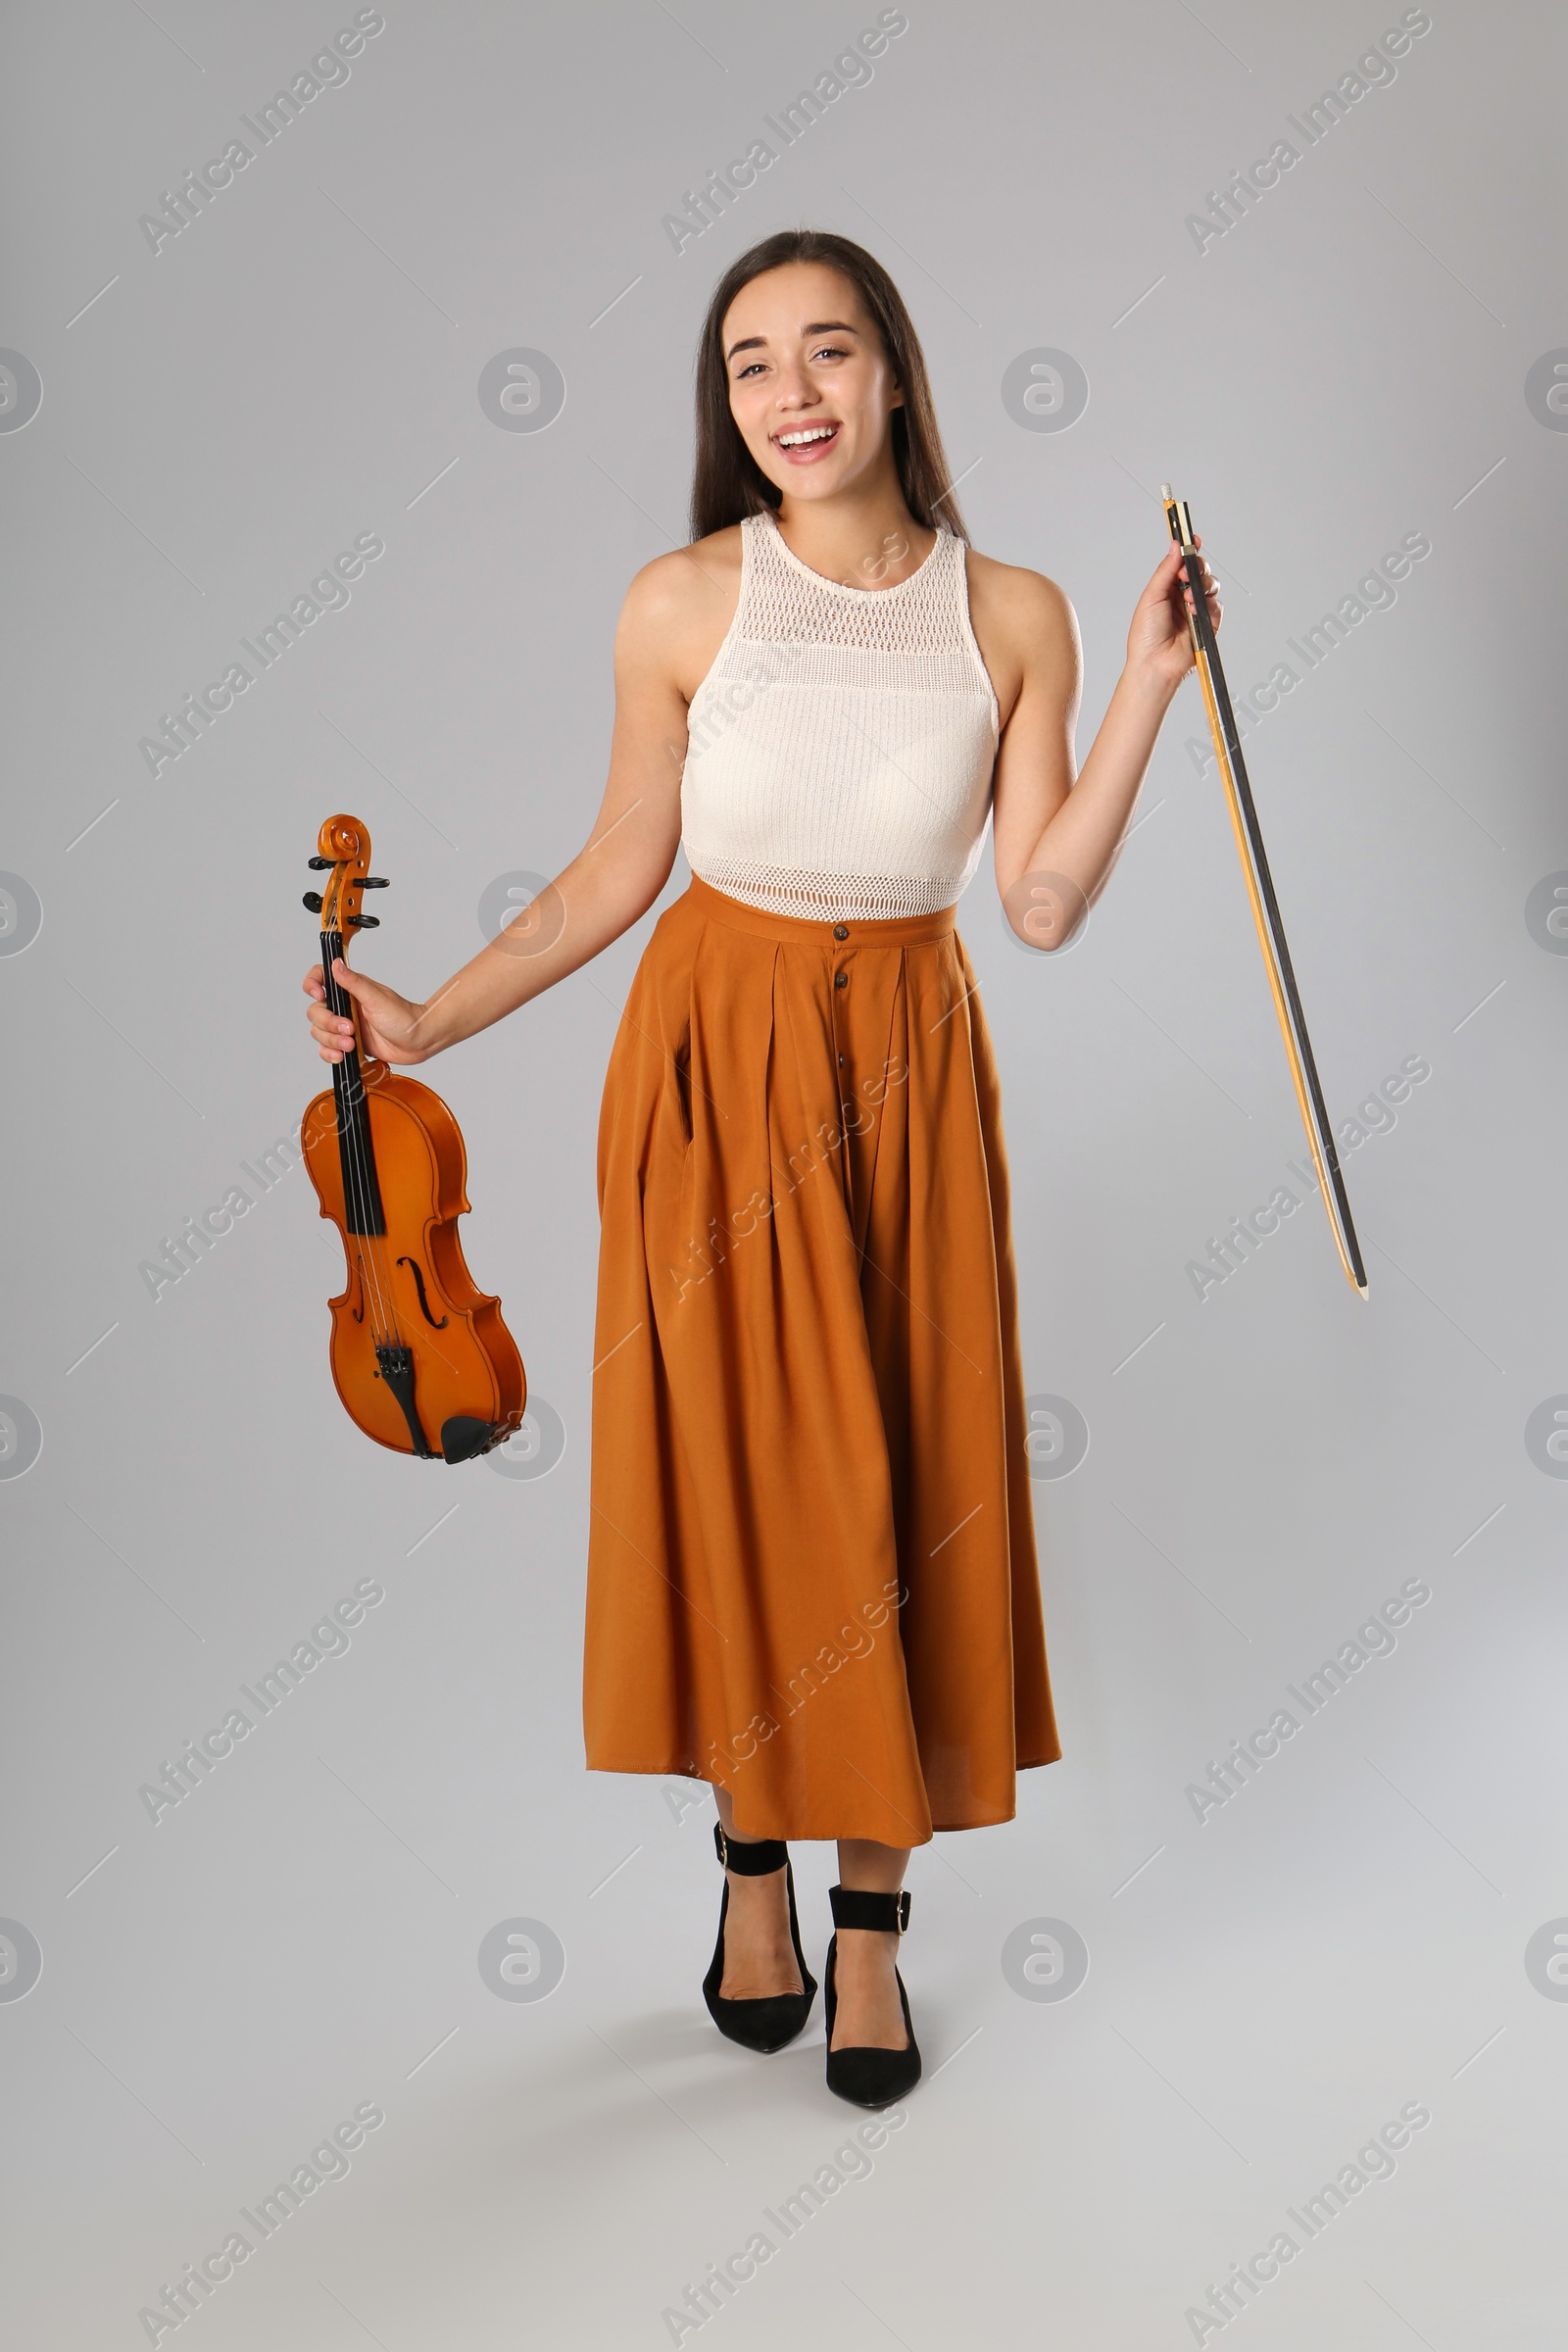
3, 1, 1565, 2344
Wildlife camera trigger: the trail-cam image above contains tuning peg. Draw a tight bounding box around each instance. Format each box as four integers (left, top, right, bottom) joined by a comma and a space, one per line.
303, 891, 324, 913
347, 913, 380, 928
307, 856, 333, 870
358, 875, 389, 889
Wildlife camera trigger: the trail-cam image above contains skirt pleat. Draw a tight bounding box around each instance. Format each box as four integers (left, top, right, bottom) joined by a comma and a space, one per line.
584, 871, 1060, 1844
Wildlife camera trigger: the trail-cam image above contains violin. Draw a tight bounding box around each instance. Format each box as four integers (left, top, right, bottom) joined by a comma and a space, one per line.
300, 813, 527, 1462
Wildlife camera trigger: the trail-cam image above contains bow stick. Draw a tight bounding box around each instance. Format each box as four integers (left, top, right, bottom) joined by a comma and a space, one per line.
1162, 487, 1367, 1298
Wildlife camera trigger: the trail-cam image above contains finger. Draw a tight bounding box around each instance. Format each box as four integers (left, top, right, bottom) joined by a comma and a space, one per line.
331, 955, 376, 1002
308, 1004, 356, 1043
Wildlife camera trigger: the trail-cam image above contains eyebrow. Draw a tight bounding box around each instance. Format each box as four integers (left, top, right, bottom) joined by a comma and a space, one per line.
724, 319, 863, 363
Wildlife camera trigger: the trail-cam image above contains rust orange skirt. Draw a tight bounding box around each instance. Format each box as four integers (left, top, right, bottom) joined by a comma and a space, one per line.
583, 872, 1060, 1844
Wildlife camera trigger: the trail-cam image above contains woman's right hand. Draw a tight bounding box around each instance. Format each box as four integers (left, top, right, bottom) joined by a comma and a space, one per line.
302, 955, 433, 1065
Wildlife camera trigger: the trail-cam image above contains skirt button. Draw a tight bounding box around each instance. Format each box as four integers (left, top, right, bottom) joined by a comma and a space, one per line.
834, 972, 848, 989
832, 924, 849, 940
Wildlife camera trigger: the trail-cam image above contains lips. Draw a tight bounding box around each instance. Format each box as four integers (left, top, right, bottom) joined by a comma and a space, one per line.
771, 421, 841, 464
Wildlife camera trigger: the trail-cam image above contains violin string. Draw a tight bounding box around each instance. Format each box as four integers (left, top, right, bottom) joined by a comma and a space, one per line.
324, 870, 433, 1449
347, 992, 398, 1349
352, 1045, 399, 1347
329, 903, 398, 1354
350, 915, 407, 1354
328, 931, 378, 1345
352, 1090, 397, 1350
339, 1026, 386, 1346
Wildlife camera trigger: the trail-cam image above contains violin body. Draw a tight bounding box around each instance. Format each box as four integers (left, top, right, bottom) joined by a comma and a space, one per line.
300, 814, 526, 1463
303, 1064, 525, 1460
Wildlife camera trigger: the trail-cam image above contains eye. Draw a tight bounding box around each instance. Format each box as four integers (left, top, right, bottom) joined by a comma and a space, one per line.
733, 360, 767, 380
811, 343, 851, 362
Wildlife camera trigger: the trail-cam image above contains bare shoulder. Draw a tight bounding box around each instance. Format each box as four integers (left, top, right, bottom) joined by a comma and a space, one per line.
962, 547, 1080, 727
616, 525, 745, 702
964, 547, 1077, 649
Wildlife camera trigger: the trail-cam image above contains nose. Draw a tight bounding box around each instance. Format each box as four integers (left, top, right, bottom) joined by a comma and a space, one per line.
772, 362, 820, 414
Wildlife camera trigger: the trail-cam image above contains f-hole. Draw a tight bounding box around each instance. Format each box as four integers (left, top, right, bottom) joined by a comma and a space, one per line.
398, 1255, 449, 1329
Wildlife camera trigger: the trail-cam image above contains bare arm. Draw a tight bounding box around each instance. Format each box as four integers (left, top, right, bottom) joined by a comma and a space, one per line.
975, 538, 1220, 948
303, 543, 736, 1064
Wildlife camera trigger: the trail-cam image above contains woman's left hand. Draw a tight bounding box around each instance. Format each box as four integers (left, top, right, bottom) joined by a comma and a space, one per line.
1126, 533, 1222, 695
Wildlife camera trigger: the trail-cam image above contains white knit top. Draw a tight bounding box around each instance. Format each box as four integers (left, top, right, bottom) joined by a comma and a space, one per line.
679, 510, 1001, 922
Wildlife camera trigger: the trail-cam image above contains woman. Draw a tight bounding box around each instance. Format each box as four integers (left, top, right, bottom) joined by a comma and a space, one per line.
304, 228, 1218, 2109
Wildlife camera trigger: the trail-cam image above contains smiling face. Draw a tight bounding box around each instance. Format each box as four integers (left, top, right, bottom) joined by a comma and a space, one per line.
720, 261, 904, 508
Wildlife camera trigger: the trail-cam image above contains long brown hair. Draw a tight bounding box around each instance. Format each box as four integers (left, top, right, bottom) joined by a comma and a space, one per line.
689, 228, 969, 545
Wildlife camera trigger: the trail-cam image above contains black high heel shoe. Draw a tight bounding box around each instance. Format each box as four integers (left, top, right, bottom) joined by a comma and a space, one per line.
822, 1884, 922, 2108
702, 1821, 817, 2053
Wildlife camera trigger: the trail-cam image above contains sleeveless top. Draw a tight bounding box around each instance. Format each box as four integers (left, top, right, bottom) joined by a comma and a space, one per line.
679, 509, 1001, 922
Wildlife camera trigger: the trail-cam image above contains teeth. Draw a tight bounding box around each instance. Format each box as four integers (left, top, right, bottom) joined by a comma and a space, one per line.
777, 425, 837, 447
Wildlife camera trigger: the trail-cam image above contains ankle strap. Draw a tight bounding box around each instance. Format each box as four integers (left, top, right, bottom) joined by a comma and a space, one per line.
829, 1882, 910, 1934
713, 1820, 789, 1875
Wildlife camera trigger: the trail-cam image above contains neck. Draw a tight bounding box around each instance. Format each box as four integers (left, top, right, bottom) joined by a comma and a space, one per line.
772, 468, 933, 589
